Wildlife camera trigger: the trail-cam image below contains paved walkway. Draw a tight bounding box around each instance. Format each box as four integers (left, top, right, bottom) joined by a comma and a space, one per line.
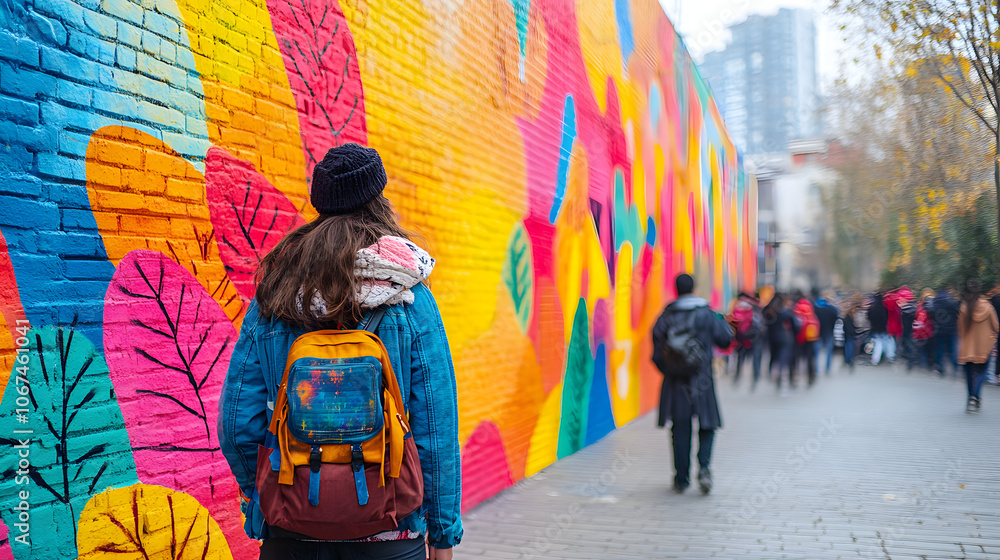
457, 364, 1000, 559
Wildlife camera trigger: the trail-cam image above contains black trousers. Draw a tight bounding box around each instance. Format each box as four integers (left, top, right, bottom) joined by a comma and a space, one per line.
259, 538, 425, 560
671, 414, 715, 488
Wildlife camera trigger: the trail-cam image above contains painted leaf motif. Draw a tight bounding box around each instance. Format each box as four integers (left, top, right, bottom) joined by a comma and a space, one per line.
205, 148, 305, 299
267, 0, 367, 181
77, 483, 233, 560
104, 250, 254, 558
0, 327, 138, 560
501, 222, 534, 333
557, 299, 593, 459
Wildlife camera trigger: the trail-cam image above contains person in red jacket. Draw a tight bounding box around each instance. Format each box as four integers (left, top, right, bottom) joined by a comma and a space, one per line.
790, 295, 821, 386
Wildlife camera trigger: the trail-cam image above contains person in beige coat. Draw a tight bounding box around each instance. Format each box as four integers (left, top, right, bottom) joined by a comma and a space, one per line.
958, 290, 999, 411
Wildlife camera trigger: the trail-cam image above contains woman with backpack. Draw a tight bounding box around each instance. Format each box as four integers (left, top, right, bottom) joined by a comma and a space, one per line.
220, 144, 463, 559
958, 284, 999, 412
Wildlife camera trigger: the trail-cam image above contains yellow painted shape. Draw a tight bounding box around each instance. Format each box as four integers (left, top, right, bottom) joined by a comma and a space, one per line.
611, 243, 639, 424
455, 288, 543, 481
575, 0, 635, 120
633, 149, 647, 227
554, 141, 590, 341
341, 0, 538, 357
78, 483, 234, 559
86, 126, 246, 326
173, 0, 310, 215
524, 381, 563, 477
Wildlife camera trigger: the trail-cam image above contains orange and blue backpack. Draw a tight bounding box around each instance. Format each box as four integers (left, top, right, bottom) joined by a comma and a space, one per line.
255, 309, 424, 540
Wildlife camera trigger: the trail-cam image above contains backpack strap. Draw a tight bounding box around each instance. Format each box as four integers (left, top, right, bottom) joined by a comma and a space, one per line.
362, 307, 386, 333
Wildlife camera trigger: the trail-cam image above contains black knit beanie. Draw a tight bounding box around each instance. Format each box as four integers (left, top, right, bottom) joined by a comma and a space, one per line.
310, 143, 388, 214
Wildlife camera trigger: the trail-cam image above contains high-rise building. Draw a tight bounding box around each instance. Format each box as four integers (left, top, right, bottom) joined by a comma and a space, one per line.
699, 8, 820, 162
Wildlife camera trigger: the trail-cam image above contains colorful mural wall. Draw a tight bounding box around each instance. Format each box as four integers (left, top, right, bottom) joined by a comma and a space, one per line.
0, 0, 756, 556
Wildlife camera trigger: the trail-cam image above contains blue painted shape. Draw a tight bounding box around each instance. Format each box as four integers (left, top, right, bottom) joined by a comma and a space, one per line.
585, 343, 616, 446
549, 96, 577, 223
614, 0, 635, 67
649, 83, 662, 129
508, 0, 530, 57
1, 0, 209, 353
646, 216, 657, 246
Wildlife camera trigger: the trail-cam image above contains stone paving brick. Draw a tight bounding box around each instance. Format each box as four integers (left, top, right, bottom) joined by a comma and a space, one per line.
457, 364, 1000, 559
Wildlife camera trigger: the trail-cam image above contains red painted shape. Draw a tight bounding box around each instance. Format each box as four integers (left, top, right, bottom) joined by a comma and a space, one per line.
461, 421, 513, 512
0, 230, 27, 334
205, 147, 306, 300
267, 0, 367, 183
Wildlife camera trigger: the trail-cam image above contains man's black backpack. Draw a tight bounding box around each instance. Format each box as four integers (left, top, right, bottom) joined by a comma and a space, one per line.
653, 309, 708, 381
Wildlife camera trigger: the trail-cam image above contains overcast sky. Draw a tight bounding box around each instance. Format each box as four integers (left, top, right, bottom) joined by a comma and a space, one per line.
657, 0, 844, 89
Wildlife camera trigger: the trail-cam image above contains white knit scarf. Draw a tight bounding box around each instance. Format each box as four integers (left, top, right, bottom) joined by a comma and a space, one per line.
304, 236, 435, 314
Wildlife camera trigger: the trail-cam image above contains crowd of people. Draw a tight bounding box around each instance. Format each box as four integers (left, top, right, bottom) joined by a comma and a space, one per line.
723, 285, 1000, 411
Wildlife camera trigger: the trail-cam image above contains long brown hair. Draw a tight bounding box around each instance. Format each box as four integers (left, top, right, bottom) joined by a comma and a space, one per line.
962, 283, 982, 332
255, 195, 413, 329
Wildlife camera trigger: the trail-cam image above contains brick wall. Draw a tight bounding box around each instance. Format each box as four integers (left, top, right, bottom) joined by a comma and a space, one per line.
0, 0, 756, 557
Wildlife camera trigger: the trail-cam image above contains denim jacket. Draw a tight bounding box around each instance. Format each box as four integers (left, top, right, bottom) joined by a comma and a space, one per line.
219, 283, 463, 549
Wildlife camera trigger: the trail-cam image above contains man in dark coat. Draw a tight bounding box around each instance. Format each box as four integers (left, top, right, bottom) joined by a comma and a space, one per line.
652, 274, 733, 495
814, 297, 839, 375
932, 288, 961, 376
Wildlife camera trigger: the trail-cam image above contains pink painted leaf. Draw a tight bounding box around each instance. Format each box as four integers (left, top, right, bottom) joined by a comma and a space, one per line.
103, 249, 256, 558
0, 519, 12, 560
206, 147, 306, 300
461, 421, 513, 512
267, 0, 367, 181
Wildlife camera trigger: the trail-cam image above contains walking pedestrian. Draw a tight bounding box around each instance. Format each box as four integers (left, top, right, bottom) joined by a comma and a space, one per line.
219, 144, 463, 560
868, 291, 894, 365
958, 285, 998, 412
841, 295, 861, 371
652, 273, 734, 495
895, 287, 918, 370
814, 295, 839, 375
791, 296, 820, 386
917, 288, 937, 369
912, 290, 935, 370
764, 294, 798, 389
986, 288, 1000, 383
730, 292, 765, 388
932, 287, 961, 376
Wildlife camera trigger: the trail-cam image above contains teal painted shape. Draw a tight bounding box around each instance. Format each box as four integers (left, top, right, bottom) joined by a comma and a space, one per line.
557, 299, 594, 459
613, 169, 645, 262
508, 0, 530, 57
0, 327, 138, 559
501, 221, 534, 333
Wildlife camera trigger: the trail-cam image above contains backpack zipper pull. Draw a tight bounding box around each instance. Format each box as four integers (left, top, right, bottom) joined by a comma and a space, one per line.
396, 412, 410, 433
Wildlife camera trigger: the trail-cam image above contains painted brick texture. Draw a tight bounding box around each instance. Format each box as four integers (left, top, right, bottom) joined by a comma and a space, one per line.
0, 0, 756, 557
